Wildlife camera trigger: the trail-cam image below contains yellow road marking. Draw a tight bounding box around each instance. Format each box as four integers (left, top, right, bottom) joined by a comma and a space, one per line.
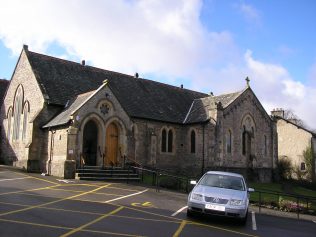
60, 206, 124, 237
131, 201, 155, 208
0, 184, 60, 196
0, 177, 32, 182
172, 220, 187, 237
0, 217, 72, 230
187, 221, 259, 237
48, 187, 124, 197
0, 183, 111, 217
0, 217, 142, 237
13, 171, 60, 185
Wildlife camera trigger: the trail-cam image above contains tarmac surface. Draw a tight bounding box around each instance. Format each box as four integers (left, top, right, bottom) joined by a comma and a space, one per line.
0, 165, 315, 237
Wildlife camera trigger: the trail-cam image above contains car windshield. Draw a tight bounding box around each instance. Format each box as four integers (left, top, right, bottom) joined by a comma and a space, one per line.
199, 174, 245, 191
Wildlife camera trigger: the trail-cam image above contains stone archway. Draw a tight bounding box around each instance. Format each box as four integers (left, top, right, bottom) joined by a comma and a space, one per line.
105, 122, 119, 166
82, 120, 98, 166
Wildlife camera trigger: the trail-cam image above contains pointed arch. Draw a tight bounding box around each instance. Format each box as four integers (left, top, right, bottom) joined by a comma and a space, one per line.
22, 101, 30, 140
7, 107, 13, 141
12, 85, 24, 140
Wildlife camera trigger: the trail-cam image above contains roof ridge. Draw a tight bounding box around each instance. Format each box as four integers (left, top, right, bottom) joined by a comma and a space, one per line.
27, 50, 207, 96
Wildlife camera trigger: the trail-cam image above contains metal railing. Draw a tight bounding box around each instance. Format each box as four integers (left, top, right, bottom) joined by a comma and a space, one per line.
250, 189, 316, 219
129, 165, 195, 193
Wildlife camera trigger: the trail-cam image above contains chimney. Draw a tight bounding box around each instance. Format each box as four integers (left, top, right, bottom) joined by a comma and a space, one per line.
209, 92, 214, 96
81, 60, 85, 66
23, 44, 28, 51
271, 108, 284, 118
134, 72, 139, 78
180, 84, 183, 89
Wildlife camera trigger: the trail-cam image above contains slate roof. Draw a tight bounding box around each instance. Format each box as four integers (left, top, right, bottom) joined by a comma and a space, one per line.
212, 91, 243, 108
0, 79, 9, 106
183, 90, 244, 124
183, 98, 209, 124
43, 90, 95, 128
25, 50, 208, 125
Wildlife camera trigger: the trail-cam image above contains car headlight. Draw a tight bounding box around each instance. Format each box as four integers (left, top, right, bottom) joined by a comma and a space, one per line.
230, 199, 244, 206
191, 193, 203, 201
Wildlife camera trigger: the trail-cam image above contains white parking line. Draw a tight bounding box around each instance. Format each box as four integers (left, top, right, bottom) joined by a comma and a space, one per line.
313, 220, 316, 224
104, 189, 148, 203
171, 206, 187, 216
252, 211, 257, 230
0, 177, 31, 182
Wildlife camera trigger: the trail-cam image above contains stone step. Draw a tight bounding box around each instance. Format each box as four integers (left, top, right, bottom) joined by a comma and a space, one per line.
77, 173, 139, 178
79, 176, 140, 182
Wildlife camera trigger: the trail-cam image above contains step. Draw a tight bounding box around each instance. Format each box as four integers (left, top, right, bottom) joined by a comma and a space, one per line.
77, 173, 139, 178
79, 176, 140, 182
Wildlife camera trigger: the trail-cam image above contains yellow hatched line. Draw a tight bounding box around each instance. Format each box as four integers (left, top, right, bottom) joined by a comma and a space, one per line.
0, 217, 143, 237
60, 206, 124, 237
0, 184, 60, 196
187, 221, 259, 237
48, 187, 124, 197
0, 183, 111, 217
172, 220, 187, 237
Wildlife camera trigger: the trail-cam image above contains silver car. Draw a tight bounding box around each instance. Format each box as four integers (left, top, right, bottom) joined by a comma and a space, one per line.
187, 171, 254, 224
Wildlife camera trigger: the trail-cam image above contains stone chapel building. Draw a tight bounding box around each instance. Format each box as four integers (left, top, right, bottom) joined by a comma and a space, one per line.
0, 46, 277, 182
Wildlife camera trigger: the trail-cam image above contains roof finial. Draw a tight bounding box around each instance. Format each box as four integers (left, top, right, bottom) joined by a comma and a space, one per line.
245, 76, 250, 87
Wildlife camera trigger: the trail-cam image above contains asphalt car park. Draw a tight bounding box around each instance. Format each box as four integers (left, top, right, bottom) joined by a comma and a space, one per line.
0, 166, 315, 237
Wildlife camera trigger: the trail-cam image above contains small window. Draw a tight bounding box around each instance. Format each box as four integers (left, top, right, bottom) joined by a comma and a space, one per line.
190, 130, 196, 153
301, 162, 306, 171
226, 130, 232, 154
59, 135, 62, 140
22, 102, 29, 140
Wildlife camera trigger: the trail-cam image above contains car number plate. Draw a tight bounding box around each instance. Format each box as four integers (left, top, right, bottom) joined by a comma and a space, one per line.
205, 204, 225, 211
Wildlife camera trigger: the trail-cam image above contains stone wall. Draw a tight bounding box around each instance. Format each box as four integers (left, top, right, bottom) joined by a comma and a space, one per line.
0, 50, 45, 171
277, 118, 313, 179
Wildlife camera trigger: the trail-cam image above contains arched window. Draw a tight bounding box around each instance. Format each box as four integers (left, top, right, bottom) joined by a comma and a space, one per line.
161, 129, 167, 152
242, 126, 246, 155
168, 130, 173, 152
7, 108, 12, 141
190, 130, 196, 153
226, 130, 232, 154
12, 86, 23, 140
22, 102, 29, 140
161, 128, 174, 153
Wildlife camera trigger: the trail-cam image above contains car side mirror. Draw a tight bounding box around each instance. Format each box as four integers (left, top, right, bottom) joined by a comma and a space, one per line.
190, 180, 197, 185
248, 188, 255, 192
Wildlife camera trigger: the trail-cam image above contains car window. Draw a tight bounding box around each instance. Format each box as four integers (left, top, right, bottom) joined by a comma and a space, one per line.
199, 174, 245, 191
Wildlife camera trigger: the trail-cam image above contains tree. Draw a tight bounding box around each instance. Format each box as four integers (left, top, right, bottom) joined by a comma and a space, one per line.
283, 109, 305, 127
303, 146, 313, 181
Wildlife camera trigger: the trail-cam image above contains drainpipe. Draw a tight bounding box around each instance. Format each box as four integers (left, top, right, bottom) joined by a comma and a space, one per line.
201, 123, 206, 176
49, 129, 55, 175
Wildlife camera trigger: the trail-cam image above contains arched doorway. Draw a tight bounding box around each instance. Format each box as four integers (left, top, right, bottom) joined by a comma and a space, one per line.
105, 122, 119, 166
83, 120, 98, 166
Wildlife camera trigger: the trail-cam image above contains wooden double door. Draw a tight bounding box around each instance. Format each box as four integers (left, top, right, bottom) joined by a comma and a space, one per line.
105, 122, 119, 166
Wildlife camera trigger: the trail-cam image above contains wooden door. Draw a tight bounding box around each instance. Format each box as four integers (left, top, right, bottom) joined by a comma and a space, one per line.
105, 123, 118, 166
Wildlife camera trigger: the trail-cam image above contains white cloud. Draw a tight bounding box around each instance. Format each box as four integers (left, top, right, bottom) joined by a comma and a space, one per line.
236, 2, 261, 26
0, 0, 315, 129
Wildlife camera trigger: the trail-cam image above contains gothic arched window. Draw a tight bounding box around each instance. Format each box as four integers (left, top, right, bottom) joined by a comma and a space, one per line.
12, 86, 23, 140
161, 128, 174, 153
7, 107, 12, 141
22, 102, 29, 140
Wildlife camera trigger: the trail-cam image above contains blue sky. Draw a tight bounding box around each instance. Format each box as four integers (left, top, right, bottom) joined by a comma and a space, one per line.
0, 0, 315, 128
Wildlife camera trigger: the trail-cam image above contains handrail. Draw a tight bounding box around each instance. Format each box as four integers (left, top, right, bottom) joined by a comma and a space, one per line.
123, 156, 142, 168
253, 189, 316, 201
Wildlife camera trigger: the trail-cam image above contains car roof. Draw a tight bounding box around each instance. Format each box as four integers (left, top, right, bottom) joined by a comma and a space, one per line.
205, 171, 244, 178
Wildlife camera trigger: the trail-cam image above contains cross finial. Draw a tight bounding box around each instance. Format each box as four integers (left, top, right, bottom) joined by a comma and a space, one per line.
245, 77, 250, 87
